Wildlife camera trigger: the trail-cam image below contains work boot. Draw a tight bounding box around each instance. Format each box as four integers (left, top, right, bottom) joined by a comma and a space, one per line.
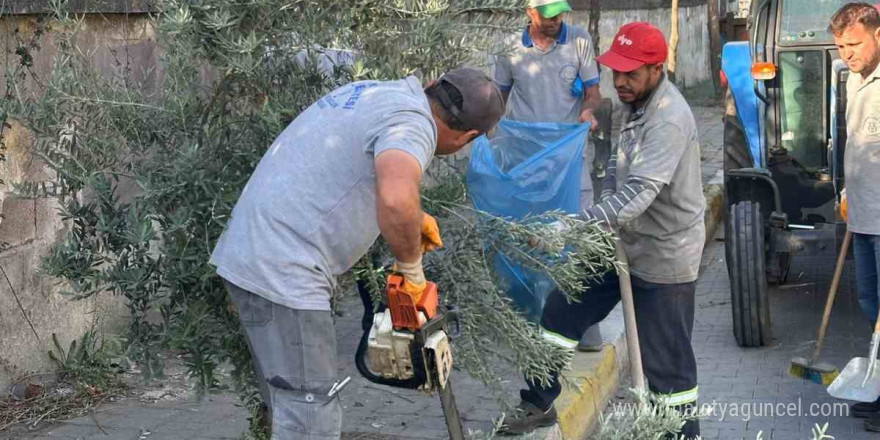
498, 401, 557, 435
577, 324, 604, 352
865, 414, 880, 432
854, 397, 880, 419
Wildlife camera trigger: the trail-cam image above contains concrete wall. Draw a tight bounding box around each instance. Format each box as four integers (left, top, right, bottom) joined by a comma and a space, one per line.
0, 13, 157, 391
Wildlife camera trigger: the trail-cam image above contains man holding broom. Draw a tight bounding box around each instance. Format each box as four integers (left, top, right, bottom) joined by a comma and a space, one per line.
828, 2, 880, 432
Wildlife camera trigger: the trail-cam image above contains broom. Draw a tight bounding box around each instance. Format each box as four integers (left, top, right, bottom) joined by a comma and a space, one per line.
788, 230, 851, 385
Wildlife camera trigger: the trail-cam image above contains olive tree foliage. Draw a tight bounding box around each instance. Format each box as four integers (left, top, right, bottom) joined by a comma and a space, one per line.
0, 0, 619, 435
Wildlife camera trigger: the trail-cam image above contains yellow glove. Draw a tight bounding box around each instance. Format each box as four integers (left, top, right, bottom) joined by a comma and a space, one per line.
838, 189, 848, 221
421, 214, 443, 254
392, 256, 427, 303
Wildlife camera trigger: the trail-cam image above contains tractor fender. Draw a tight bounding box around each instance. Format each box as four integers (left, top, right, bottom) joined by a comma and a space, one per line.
722, 42, 763, 168
726, 168, 786, 228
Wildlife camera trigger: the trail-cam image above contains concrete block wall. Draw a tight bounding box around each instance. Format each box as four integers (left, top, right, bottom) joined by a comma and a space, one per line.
0, 12, 157, 390
0, 123, 128, 391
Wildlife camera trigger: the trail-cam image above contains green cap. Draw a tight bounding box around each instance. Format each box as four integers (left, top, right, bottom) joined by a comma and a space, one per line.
530, 0, 572, 18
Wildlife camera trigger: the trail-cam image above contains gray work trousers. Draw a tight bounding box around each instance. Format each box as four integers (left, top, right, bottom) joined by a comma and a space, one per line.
225, 280, 342, 440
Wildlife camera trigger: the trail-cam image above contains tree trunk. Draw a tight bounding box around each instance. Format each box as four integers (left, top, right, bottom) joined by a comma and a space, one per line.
668, 0, 680, 84
708, 0, 723, 95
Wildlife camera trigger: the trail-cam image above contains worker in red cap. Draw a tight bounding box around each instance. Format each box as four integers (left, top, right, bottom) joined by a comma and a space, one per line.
499, 22, 703, 439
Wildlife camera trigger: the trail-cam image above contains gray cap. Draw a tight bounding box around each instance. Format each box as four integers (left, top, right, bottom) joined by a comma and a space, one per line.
433, 67, 505, 133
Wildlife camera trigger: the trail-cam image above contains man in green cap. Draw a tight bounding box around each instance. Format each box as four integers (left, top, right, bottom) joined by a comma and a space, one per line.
493, 0, 600, 128
492, 0, 607, 355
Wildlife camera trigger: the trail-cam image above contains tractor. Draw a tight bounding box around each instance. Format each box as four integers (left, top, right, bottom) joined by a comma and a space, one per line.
721, 0, 853, 347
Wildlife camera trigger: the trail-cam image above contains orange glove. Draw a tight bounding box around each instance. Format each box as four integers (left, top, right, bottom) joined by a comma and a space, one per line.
838, 189, 848, 221
421, 214, 443, 253
392, 257, 427, 303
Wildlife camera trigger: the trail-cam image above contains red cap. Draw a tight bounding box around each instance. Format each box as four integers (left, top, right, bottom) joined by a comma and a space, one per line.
596, 22, 668, 72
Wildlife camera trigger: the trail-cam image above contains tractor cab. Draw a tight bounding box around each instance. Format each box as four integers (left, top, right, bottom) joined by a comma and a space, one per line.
721, 0, 851, 347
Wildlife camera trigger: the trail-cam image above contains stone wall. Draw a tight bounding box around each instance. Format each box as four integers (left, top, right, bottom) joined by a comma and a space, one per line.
0, 12, 157, 391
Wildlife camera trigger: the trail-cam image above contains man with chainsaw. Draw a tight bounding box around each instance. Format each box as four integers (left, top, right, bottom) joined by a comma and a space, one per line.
491, 0, 607, 352
499, 23, 704, 439
829, 3, 880, 431
209, 68, 504, 439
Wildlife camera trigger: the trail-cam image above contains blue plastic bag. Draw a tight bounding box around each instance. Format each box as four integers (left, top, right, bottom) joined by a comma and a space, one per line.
466, 119, 590, 322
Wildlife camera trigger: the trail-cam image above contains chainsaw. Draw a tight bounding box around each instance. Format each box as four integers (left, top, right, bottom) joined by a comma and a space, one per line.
355, 274, 466, 440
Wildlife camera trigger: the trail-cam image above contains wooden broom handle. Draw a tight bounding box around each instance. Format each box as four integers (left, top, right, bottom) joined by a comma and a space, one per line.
811, 230, 851, 362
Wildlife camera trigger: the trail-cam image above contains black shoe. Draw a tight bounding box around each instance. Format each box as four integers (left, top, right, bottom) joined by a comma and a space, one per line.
865, 414, 880, 432
498, 401, 557, 435
854, 398, 880, 419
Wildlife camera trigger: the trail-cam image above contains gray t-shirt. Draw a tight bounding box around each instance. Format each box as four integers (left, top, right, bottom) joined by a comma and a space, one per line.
492, 22, 600, 124
845, 66, 880, 235
210, 77, 437, 311
616, 78, 706, 284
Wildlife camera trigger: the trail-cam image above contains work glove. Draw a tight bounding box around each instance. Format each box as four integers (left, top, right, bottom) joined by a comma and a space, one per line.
421, 214, 443, 253
392, 255, 427, 303
838, 189, 848, 221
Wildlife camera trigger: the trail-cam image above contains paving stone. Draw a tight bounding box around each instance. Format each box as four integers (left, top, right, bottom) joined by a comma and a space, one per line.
692, 238, 869, 440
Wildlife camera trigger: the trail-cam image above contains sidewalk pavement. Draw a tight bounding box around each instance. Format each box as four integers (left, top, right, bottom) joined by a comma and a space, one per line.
689, 222, 870, 439
3, 103, 726, 440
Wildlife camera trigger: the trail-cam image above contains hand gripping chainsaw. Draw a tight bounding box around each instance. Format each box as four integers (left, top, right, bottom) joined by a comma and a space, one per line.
355, 274, 466, 440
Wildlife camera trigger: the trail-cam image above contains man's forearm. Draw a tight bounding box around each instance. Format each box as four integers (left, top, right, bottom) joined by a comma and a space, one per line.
375, 151, 424, 264
376, 187, 422, 264
581, 84, 601, 113
581, 176, 664, 228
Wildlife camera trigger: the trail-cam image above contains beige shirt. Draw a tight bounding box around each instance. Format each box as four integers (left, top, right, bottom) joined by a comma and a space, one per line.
616, 78, 706, 284
845, 65, 880, 235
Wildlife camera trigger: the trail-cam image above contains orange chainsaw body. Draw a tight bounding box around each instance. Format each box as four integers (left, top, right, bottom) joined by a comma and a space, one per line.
386, 274, 437, 332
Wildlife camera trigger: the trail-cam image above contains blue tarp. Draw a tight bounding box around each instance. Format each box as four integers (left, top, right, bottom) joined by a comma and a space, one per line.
466, 119, 590, 322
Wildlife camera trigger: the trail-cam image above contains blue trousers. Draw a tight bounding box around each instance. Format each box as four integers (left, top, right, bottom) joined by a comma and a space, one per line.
855, 233, 880, 324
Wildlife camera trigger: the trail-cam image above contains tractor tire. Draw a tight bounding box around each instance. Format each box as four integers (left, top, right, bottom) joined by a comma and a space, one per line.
726, 201, 773, 347
723, 90, 753, 175
723, 92, 791, 286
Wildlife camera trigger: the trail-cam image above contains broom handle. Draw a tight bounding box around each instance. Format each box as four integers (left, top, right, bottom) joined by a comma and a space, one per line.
616, 242, 646, 391
875, 299, 880, 335
810, 230, 851, 363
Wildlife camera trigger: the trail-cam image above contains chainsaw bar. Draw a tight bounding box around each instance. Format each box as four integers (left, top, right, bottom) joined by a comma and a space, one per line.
428, 350, 466, 440
438, 379, 466, 440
